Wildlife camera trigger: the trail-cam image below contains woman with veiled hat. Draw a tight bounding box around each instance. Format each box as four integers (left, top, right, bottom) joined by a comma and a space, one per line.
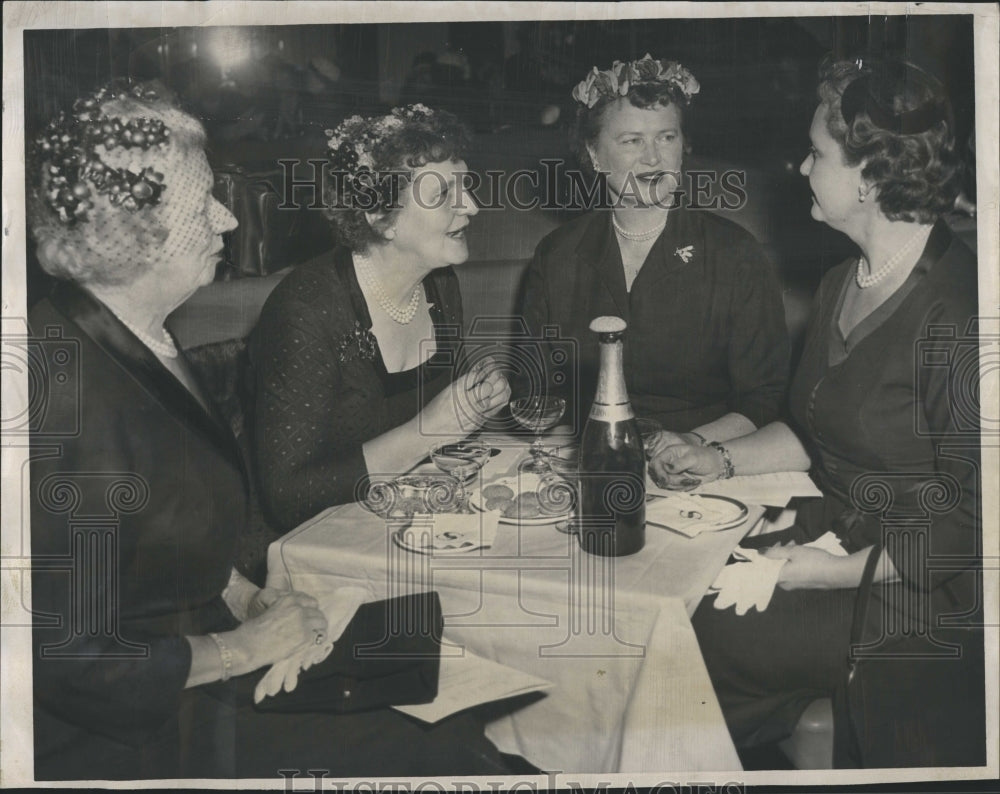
653, 57, 984, 768
521, 55, 790, 442
27, 84, 521, 780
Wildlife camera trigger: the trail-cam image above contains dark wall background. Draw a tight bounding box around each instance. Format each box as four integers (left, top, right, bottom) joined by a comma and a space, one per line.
22, 16, 977, 304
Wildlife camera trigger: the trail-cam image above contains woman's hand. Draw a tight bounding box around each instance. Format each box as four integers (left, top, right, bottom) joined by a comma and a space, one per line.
423, 356, 511, 437
648, 442, 725, 490
245, 586, 283, 620
763, 543, 841, 590
644, 430, 703, 459
228, 590, 329, 673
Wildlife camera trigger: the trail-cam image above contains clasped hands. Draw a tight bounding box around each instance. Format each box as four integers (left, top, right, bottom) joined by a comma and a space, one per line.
233, 585, 370, 704
647, 431, 726, 491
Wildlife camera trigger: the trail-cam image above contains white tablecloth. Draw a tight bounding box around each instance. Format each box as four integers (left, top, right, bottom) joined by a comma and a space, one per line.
267, 441, 756, 773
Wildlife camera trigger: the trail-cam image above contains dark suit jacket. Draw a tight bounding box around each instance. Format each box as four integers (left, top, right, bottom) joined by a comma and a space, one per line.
29, 281, 248, 778
521, 207, 789, 432
788, 223, 985, 767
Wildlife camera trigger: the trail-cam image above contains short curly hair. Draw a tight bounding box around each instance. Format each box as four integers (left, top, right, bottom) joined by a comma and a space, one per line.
572, 81, 694, 174
28, 87, 207, 287
817, 57, 963, 224
322, 108, 471, 253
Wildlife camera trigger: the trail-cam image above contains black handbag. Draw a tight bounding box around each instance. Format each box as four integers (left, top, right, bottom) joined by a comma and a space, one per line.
254, 592, 442, 714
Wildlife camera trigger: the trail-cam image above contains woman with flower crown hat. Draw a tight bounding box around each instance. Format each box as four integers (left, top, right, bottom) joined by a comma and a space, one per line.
27, 85, 521, 780
252, 105, 510, 532
521, 54, 789, 444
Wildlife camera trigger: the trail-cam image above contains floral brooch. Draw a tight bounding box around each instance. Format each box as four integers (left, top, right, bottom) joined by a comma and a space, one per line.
337, 321, 379, 364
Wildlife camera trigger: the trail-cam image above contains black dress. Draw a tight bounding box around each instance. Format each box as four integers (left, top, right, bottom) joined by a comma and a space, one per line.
521, 207, 789, 431
251, 248, 462, 532
692, 221, 985, 768
28, 281, 512, 780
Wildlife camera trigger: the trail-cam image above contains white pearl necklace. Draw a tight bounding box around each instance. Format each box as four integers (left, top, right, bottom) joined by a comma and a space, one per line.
112, 312, 178, 359
354, 252, 421, 325
613, 213, 668, 242
856, 226, 932, 289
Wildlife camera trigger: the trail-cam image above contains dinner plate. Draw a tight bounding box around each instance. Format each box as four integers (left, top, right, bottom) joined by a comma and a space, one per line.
469, 474, 573, 525
645, 493, 749, 535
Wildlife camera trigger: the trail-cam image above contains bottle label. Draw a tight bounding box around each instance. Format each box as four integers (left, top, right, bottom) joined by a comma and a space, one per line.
588, 401, 635, 422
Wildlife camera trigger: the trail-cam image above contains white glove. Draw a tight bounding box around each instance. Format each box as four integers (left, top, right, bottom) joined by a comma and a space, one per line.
254, 586, 371, 703
709, 548, 787, 616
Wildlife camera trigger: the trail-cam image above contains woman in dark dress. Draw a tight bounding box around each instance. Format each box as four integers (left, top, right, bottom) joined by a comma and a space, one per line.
522, 55, 789, 439
653, 58, 985, 768
252, 105, 509, 532
27, 85, 518, 780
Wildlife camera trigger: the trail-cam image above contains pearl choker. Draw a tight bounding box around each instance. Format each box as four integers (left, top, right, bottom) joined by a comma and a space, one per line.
856, 226, 932, 289
612, 214, 668, 242
113, 312, 178, 359
355, 252, 421, 325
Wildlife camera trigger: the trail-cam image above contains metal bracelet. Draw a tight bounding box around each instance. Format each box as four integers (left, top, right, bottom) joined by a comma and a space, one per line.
708, 441, 735, 479
208, 632, 233, 682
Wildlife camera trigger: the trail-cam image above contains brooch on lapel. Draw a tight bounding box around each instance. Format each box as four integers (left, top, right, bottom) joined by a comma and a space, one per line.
337, 321, 378, 363
674, 245, 694, 263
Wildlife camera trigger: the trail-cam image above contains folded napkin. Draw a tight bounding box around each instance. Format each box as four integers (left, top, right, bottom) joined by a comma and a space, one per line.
254, 585, 372, 703
708, 532, 848, 616
646, 492, 739, 536
398, 511, 499, 553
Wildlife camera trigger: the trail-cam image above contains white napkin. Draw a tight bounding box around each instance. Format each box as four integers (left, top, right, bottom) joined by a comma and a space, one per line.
253, 585, 371, 703
398, 512, 499, 552
708, 532, 848, 616
646, 493, 733, 536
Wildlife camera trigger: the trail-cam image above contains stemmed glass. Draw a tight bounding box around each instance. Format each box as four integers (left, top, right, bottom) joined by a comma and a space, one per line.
430, 440, 491, 510
509, 396, 567, 475
635, 417, 663, 460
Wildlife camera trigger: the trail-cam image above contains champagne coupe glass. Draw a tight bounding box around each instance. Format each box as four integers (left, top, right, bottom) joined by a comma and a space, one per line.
430, 440, 490, 510
509, 396, 567, 475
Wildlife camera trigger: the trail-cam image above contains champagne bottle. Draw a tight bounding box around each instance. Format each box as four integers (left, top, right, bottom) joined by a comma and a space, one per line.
577, 316, 646, 557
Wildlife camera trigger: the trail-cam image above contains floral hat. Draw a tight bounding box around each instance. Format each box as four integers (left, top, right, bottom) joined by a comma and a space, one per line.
34, 83, 172, 226
572, 54, 700, 109
325, 103, 435, 183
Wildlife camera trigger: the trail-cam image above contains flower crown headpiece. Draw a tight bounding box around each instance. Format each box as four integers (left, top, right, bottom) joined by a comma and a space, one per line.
325, 104, 436, 203
35, 83, 171, 226
572, 54, 700, 109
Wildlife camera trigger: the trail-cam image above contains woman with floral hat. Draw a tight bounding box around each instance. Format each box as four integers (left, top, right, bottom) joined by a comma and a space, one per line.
521, 55, 789, 444
252, 105, 510, 532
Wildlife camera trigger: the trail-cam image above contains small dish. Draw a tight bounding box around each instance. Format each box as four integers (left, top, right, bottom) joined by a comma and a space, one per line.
646, 493, 749, 536
364, 474, 462, 517
390, 513, 496, 555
